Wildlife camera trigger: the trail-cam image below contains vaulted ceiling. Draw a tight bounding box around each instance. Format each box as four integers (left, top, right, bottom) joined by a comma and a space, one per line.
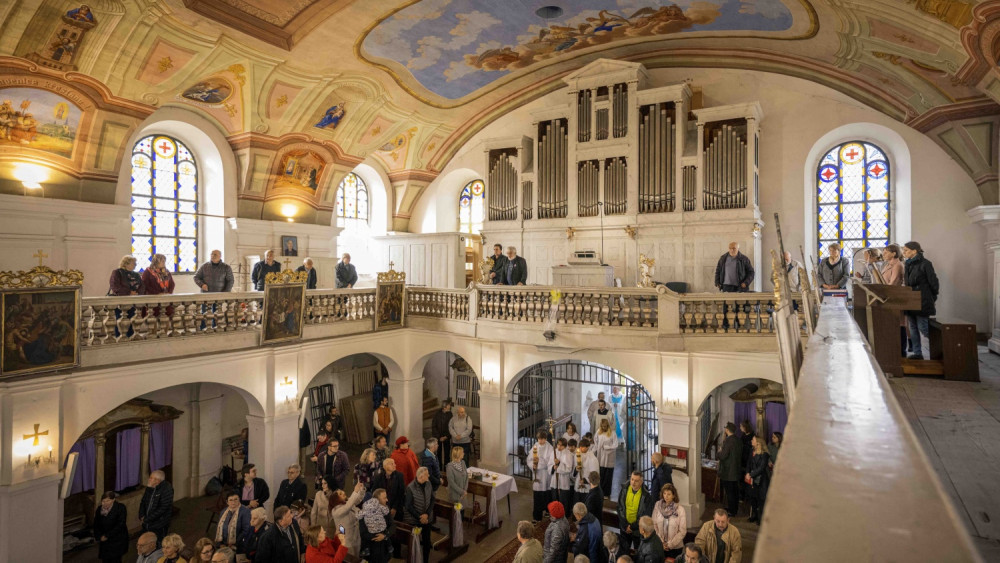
3, 0, 1000, 200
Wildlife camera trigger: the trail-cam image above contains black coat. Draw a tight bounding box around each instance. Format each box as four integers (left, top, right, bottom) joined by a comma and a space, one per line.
360, 510, 396, 563
372, 470, 405, 515
748, 451, 771, 493
138, 480, 174, 532
273, 477, 308, 510
585, 486, 604, 521
239, 522, 270, 561
904, 253, 940, 317
650, 462, 673, 499
714, 252, 754, 290
240, 477, 270, 507
718, 434, 742, 482
635, 532, 666, 563
295, 265, 317, 289
255, 521, 303, 563
431, 409, 452, 440
326, 414, 345, 442
489, 254, 509, 284
502, 255, 528, 285
336, 262, 358, 288
251, 260, 281, 291
93, 502, 129, 559
616, 485, 653, 532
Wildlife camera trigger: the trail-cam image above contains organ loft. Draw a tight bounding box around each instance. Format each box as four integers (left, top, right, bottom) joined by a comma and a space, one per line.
483, 60, 763, 290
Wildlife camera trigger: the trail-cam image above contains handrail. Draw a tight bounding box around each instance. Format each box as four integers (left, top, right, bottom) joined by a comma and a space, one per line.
755, 299, 982, 561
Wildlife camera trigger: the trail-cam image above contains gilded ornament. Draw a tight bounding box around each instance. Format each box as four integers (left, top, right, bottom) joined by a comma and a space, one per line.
264, 269, 309, 285
227, 64, 247, 86
479, 257, 494, 284
377, 261, 406, 283
157, 56, 174, 73
566, 227, 575, 240
638, 254, 655, 288
275, 94, 288, 107
0, 250, 84, 289
624, 225, 637, 239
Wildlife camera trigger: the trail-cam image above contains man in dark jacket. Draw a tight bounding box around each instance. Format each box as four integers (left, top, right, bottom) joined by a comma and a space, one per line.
138, 470, 174, 546
193, 249, 234, 293
487, 243, 509, 284
371, 458, 405, 518
295, 258, 318, 289
404, 467, 435, 562
714, 242, 754, 292
616, 471, 653, 551
718, 423, 742, 517
419, 438, 442, 491
273, 464, 308, 511
584, 471, 604, 522
503, 245, 528, 285
239, 464, 270, 508
635, 516, 665, 563
255, 506, 303, 563
571, 502, 602, 563
326, 406, 345, 443
431, 400, 453, 466
650, 452, 673, 499
335, 253, 358, 288
675, 542, 710, 563
238, 508, 269, 561
315, 439, 351, 491
251, 250, 281, 291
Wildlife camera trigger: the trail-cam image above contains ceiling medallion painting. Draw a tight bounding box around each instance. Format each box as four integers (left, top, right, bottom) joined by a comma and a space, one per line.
361, 0, 813, 100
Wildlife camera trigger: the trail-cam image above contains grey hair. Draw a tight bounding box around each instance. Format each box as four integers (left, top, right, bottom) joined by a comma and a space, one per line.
572, 502, 587, 519
425, 437, 438, 450
287, 464, 300, 471
215, 546, 235, 560
151, 470, 165, 480
303, 257, 313, 265
416, 466, 429, 477
638, 515, 654, 535
251, 507, 266, 520
603, 530, 619, 549
506, 245, 517, 254
574, 556, 590, 563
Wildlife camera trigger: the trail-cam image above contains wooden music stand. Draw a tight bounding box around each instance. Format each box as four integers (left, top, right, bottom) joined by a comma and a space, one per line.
852, 282, 921, 378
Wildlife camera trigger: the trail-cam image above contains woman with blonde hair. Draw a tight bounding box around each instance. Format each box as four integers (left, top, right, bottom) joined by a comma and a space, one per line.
593, 418, 618, 497
652, 483, 687, 557
157, 533, 187, 563
446, 445, 469, 516
109, 254, 143, 296
744, 435, 771, 524
354, 447, 379, 497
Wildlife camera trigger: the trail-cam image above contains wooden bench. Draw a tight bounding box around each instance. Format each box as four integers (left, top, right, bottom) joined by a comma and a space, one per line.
388, 500, 468, 563
929, 318, 979, 382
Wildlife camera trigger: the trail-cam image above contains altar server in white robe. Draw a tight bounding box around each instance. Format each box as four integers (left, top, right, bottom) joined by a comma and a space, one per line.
575, 438, 601, 504
530, 430, 555, 522
594, 418, 619, 498
552, 438, 575, 517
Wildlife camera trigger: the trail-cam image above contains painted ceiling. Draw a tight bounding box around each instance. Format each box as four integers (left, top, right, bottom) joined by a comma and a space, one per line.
3, 0, 1000, 205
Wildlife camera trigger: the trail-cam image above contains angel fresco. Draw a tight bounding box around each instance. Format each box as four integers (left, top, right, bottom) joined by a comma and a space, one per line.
314, 103, 346, 130
66, 5, 95, 23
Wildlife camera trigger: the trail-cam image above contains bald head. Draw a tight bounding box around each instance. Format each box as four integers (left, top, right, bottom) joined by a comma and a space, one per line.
728, 242, 739, 257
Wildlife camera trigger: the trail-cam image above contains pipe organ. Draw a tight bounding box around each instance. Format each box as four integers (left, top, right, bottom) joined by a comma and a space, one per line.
537, 118, 568, 219
604, 157, 627, 215
480, 60, 763, 291
487, 149, 518, 221
639, 102, 676, 213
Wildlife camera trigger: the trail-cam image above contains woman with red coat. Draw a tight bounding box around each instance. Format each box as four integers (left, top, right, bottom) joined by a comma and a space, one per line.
303, 524, 348, 563
141, 253, 175, 318
390, 436, 420, 485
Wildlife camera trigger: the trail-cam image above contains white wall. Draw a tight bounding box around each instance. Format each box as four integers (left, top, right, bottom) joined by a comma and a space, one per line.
409, 68, 989, 328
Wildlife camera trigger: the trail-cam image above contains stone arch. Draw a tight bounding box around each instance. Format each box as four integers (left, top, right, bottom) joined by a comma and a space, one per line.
689, 352, 782, 414
115, 106, 239, 265
504, 350, 662, 395
803, 122, 912, 259
296, 337, 408, 403
406, 340, 483, 384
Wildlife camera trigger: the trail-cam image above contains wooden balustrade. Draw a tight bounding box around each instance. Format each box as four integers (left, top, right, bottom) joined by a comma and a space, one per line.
678, 293, 803, 334
476, 286, 658, 327
304, 289, 376, 323
406, 288, 470, 321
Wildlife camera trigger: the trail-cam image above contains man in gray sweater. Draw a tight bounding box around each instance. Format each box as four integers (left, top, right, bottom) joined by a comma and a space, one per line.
404, 467, 434, 563
449, 406, 475, 465
193, 250, 234, 292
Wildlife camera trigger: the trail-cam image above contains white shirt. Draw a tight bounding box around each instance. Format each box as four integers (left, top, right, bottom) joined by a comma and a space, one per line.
530, 441, 554, 491
575, 450, 600, 493
594, 432, 619, 468
552, 448, 574, 490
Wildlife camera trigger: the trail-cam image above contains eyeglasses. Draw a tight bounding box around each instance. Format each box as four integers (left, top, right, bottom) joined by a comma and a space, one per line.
202, 548, 214, 554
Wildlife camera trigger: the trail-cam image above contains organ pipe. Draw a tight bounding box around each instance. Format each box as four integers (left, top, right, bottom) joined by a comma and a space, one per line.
578, 90, 592, 143
613, 83, 628, 138
604, 157, 627, 215
682, 165, 696, 211
578, 160, 599, 217
702, 122, 748, 210
597, 108, 609, 140
538, 118, 568, 218
638, 103, 675, 213
522, 180, 533, 220
488, 150, 518, 220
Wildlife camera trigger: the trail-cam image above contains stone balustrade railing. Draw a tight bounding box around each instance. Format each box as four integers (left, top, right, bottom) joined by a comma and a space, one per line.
474, 286, 659, 327
304, 288, 376, 324
405, 288, 470, 321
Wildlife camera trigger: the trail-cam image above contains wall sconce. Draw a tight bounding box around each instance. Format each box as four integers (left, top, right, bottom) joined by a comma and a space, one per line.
21, 424, 54, 467
280, 204, 298, 223
278, 376, 297, 404
662, 379, 687, 411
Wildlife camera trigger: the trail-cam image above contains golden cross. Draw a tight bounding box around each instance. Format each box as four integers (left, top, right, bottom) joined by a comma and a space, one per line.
33, 249, 47, 267
388, 261, 395, 270
283, 258, 291, 270
23, 423, 48, 446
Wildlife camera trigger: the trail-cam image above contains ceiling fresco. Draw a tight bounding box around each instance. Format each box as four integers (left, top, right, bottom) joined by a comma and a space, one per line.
362, 0, 807, 99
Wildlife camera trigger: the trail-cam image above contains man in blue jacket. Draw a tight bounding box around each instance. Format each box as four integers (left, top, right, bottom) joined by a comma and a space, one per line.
419, 437, 442, 492
571, 502, 602, 563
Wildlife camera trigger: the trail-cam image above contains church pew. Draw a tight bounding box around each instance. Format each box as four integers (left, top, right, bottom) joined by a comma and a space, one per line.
431, 499, 470, 561
929, 318, 980, 381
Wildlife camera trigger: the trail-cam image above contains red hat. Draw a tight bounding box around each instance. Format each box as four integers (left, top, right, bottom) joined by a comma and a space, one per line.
547, 501, 565, 519
395, 436, 409, 447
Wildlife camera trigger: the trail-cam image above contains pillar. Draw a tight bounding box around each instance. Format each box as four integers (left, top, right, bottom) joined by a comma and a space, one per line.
388, 376, 424, 446
969, 206, 1000, 351
248, 411, 299, 515
140, 422, 151, 484
476, 389, 510, 474
660, 413, 699, 528
94, 432, 106, 504
0, 474, 63, 563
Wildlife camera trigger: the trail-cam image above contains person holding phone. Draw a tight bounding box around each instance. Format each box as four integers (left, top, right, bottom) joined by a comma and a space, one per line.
329, 482, 365, 556
303, 524, 347, 563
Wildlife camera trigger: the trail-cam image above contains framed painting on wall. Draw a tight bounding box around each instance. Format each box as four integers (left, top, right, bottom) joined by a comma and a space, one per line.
375, 264, 406, 331
281, 235, 298, 257
261, 269, 308, 345
1, 287, 81, 377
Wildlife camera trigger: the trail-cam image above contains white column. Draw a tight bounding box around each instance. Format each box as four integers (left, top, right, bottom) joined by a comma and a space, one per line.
248, 411, 299, 515
477, 390, 510, 474
193, 392, 223, 495
0, 473, 62, 563
659, 413, 699, 527
969, 205, 1000, 351
388, 376, 424, 445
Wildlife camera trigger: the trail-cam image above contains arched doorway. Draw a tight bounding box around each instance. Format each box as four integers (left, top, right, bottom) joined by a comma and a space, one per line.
301, 353, 393, 449
419, 351, 480, 463
509, 360, 657, 498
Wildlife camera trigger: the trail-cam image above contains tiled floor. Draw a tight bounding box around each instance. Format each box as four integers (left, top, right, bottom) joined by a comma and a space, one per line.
891, 345, 1000, 561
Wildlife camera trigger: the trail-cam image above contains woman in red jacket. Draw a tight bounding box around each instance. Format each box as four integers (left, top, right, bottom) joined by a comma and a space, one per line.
140, 253, 176, 318
303, 524, 348, 563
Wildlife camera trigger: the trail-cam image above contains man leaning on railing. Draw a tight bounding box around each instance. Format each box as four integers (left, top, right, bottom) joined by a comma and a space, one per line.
193, 249, 234, 293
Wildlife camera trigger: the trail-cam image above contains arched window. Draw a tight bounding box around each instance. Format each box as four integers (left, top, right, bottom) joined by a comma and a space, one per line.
130, 134, 198, 273
336, 172, 369, 231
817, 141, 890, 261
459, 179, 485, 234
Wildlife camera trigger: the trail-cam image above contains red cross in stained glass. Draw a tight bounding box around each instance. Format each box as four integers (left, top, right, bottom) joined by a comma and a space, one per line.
158, 141, 172, 154
821, 168, 836, 181
870, 163, 884, 176
845, 148, 859, 160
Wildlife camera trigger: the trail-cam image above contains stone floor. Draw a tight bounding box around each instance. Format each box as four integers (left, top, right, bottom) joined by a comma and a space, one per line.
891, 345, 1000, 561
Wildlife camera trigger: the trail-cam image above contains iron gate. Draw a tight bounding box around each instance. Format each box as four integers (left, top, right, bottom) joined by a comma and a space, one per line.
509, 361, 658, 482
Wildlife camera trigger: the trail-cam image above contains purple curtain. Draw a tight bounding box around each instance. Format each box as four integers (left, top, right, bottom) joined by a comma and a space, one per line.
67, 438, 96, 495
149, 420, 173, 472
734, 402, 757, 437
115, 427, 141, 491
765, 402, 788, 437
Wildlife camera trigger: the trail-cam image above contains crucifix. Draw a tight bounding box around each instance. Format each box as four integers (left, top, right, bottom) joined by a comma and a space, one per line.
283, 258, 291, 270
33, 249, 48, 267
388, 261, 395, 271
23, 423, 49, 446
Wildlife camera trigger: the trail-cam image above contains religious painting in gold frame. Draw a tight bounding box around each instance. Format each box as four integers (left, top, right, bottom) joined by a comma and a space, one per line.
1, 287, 81, 377
375, 264, 405, 331
261, 269, 308, 345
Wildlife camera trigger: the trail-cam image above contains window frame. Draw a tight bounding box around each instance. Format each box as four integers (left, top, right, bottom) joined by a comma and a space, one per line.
336, 172, 370, 225
459, 179, 485, 234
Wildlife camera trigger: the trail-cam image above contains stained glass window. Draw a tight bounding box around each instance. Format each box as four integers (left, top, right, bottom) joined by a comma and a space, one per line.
336, 172, 368, 222
817, 141, 890, 264
459, 179, 485, 234
131, 134, 197, 273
